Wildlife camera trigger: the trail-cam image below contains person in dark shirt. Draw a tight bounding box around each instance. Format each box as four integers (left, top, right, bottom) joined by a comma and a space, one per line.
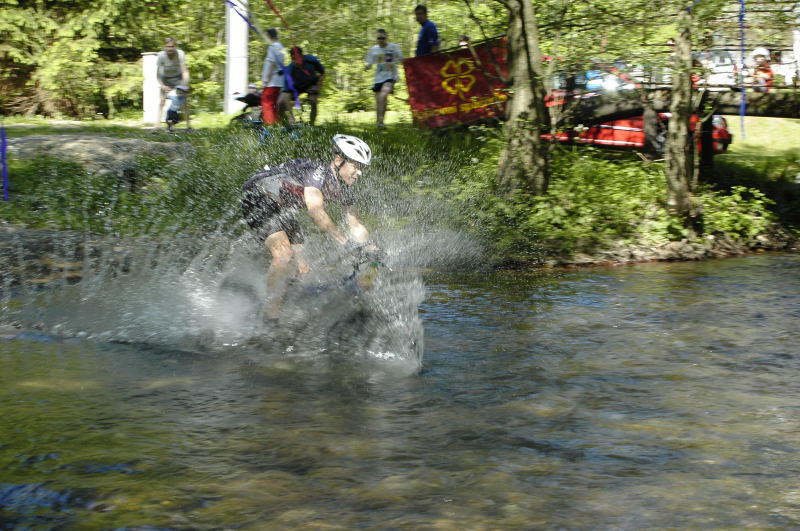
241, 135, 374, 322
277, 46, 325, 125
414, 5, 439, 56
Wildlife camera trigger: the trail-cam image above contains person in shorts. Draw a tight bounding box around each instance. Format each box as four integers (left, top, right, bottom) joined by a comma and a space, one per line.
364, 29, 403, 128
241, 135, 374, 323
277, 46, 325, 125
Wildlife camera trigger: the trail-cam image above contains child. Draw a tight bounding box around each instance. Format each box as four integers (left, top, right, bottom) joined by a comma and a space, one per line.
165, 85, 189, 131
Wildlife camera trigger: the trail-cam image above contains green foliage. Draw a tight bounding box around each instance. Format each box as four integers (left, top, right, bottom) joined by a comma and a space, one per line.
2, 134, 249, 236
323, 61, 374, 113
449, 141, 687, 259
698, 185, 775, 239
3, 156, 120, 232
0, 121, 792, 264
1, 0, 226, 117
447, 130, 787, 261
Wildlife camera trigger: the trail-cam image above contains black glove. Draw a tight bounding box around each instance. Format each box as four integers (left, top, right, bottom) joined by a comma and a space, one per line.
361, 247, 386, 264
345, 241, 385, 265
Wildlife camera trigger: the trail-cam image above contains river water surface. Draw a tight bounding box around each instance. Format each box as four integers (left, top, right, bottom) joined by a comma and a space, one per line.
2, 253, 799, 529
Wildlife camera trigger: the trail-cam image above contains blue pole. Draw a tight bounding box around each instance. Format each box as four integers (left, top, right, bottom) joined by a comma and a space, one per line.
1, 124, 8, 201
738, 0, 747, 139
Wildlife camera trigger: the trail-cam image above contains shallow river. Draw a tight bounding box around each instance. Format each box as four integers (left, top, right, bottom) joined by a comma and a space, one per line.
2, 253, 799, 529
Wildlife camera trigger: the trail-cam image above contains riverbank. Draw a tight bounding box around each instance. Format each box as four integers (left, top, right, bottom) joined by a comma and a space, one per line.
2, 116, 799, 269
544, 229, 798, 268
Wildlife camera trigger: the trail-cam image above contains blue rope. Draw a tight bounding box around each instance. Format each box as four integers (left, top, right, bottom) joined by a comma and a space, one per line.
738, 0, 747, 139
273, 54, 300, 110
1, 124, 8, 201
225, 0, 260, 34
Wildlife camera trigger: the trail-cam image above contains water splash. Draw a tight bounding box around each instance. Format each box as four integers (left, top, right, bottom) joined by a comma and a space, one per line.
0, 127, 487, 376
0, 227, 432, 375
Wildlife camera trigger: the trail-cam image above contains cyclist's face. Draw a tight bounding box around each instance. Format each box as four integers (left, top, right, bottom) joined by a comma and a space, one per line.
337, 157, 363, 185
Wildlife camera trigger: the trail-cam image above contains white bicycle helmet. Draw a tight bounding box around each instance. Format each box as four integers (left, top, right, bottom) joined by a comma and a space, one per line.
333, 134, 372, 166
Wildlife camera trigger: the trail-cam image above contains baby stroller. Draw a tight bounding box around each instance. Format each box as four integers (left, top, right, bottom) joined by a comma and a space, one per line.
229, 85, 264, 131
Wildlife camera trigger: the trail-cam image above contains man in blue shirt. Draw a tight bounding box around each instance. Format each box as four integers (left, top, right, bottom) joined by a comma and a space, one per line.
414, 5, 439, 56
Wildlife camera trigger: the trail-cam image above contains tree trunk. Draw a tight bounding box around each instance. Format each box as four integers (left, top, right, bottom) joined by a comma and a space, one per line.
664, 3, 694, 219
641, 90, 662, 157
495, 0, 550, 196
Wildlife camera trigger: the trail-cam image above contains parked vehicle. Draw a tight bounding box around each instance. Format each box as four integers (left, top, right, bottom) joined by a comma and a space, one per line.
694, 49, 738, 90
543, 113, 732, 154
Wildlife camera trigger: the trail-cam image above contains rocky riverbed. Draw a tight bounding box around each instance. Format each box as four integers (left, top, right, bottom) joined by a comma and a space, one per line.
552, 228, 798, 267
6, 134, 191, 177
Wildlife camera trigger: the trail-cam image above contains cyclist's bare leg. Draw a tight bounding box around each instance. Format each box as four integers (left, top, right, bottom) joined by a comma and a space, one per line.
291, 243, 310, 274
264, 231, 295, 321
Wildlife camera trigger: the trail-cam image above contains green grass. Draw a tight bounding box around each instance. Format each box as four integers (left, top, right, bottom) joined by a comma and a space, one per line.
711, 117, 800, 227
1, 99, 414, 138
715, 116, 800, 188
721, 115, 800, 156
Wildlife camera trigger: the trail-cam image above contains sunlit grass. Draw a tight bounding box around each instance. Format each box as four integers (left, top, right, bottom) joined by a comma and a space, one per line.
721, 115, 800, 157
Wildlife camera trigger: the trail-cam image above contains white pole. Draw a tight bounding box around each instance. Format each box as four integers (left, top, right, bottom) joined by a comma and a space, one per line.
225, 0, 250, 114
793, 4, 800, 85
142, 52, 160, 124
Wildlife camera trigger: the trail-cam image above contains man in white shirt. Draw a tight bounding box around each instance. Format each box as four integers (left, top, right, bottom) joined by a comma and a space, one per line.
156, 37, 190, 129
261, 28, 285, 125
364, 29, 403, 128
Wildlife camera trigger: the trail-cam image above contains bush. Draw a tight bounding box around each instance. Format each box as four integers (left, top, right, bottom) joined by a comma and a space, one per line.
698, 185, 775, 240
449, 144, 686, 260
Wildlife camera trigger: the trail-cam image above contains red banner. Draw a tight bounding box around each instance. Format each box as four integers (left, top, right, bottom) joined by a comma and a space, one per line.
403, 38, 509, 128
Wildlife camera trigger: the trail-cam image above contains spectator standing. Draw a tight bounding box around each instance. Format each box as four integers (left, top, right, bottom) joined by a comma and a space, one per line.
278, 46, 325, 125
414, 5, 439, 56
364, 29, 403, 128
156, 37, 190, 129
261, 28, 286, 125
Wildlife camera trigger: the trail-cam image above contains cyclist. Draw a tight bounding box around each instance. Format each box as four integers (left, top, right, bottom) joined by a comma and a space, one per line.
241, 134, 374, 323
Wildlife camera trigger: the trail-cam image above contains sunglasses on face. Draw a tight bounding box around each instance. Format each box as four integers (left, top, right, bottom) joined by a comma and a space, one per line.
350, 161, 366, 172
377, 37, 386, 41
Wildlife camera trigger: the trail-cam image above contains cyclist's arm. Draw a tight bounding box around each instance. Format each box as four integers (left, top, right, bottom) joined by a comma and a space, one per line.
304, 186, 348, 244
345, 208, 369, 244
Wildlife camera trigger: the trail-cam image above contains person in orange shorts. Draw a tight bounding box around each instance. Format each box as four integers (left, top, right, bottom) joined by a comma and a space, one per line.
260, 28, 285, 124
